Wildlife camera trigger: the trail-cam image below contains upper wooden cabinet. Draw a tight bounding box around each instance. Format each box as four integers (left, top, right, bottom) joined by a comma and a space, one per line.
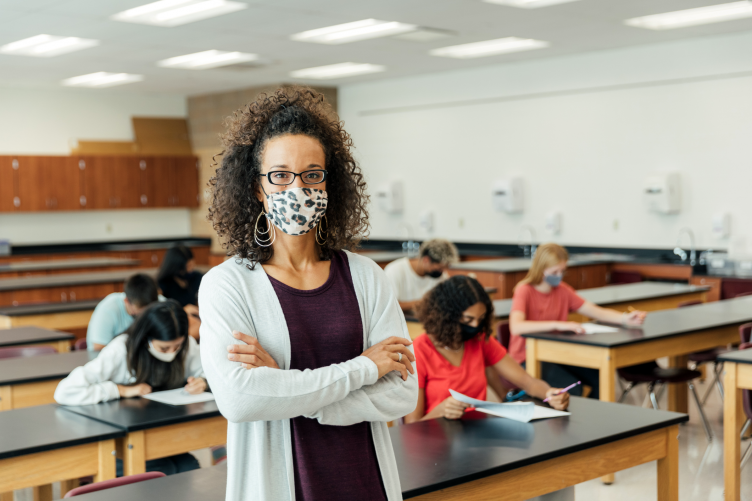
13, 156, 81, 212
0, 156, 15, 212
0, 154, 199, 213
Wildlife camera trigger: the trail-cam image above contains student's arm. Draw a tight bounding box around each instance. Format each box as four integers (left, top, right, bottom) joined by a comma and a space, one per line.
509, 310, 585, 335
486, 366, 509, 401
92, 343, 106, 351
576, 302, 647, 326
398, 299, 419, 313
403, 389, 469, 423
492, 355, 569, 410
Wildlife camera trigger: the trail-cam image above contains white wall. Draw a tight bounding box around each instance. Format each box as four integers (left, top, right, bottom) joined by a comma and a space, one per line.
0, 86, 192, 245
339, 30, 752, 252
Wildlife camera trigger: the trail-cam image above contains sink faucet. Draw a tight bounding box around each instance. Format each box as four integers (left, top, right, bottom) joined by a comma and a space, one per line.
517, 225, 537, 258
674, 227, 696, 266
397, 222, 418, 256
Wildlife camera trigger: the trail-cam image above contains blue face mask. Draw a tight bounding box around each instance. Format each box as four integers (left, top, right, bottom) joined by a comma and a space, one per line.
544, 274, 562, 287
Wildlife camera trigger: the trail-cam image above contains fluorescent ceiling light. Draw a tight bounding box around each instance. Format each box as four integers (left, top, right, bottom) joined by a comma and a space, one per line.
291, 19, 418, 44
111, 0, 247, 27
61, 72, 144, 88
430, 37, 549, 59
0, 35, 99, 57
483, 0, 581, 8
158, 50, 258, 69
625, 1, 752, 30
290, 63, 385, 80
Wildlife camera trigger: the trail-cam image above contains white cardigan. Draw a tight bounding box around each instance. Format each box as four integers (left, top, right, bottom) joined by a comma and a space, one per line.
198, 250, 418, 501
54, 334, 205, 405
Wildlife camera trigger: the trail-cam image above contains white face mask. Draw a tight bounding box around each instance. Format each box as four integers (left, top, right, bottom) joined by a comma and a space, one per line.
266, 187, 328, 236
148, 340, 179, 363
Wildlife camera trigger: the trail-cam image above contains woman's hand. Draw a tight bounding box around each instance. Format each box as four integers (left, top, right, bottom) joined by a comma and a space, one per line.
118, 383, 152, 398
435, 396, 470, 420
555, 322, 585, 334
624, 310, 647, 326
184, 376, 208, 394
544, 388, 570, 410
228, 331, 280, 370
361, 336, 415, 381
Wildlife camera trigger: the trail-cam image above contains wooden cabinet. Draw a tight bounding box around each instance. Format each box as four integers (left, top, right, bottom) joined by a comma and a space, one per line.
79, 156, 142, 209
173, 157, 200, 207
689, 276, 721, 302
0, 156, 15, 212
13, 156, 81, 212
140, 156, 199, 208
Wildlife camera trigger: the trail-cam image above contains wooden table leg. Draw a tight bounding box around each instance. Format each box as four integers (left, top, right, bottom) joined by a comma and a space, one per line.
60, 479, 80, 497
0, 386, 12, 411
0, 492, 13, 501
526, 339, 540, 378
600, 349, 616, 484
724, 363, 741, 501
657, 425, 679, 501
96, 439, 117, 482
57, 340, 71, 353
123, 431, 146, 476
32, 484, 52, 501
667, 355, 689, 413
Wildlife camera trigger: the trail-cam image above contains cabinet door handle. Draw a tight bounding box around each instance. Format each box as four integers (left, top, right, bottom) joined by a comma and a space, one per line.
61, 292, 67, 302
80, 195, 87, 207
13, 197, 20, 208
140, 160, 147, 170
140, 195, 148, 205
11, 159, 19, 170
70, 291, 76, 301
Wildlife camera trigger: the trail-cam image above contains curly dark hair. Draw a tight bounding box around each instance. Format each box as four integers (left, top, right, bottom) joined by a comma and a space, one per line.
416, 276, 494, 349
207, 86, 369, 268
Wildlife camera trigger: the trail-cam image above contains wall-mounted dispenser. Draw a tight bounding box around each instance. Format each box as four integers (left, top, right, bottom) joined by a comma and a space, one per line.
545, 211, 561, 235
492, 177, 523, 213
712, 212, 730, 239
376, 181, 403, 214
644, 173, 680, 214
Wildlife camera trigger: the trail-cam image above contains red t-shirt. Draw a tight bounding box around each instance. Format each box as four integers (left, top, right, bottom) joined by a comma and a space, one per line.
414, 333, 507, 415
508, 282, 586, 364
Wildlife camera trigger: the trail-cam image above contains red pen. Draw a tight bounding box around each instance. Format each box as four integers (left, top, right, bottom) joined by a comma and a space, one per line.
464, 406, 476, 413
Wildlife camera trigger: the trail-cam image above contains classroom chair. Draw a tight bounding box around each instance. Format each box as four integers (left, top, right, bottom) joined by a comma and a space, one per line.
735, 291, 752, 298
738, 342, 752, 469
63, 472, 166, 497
609, 271, 642, 284
741, 322, 752, 345
73, 338, 87, 351
0, 345, 57, 359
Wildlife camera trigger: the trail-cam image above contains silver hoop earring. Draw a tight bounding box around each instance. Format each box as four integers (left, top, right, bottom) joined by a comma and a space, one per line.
315, 215, 329, 246
254, 212, 276, 247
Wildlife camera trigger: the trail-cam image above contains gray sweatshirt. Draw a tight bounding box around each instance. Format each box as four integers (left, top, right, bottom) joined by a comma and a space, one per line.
199, 250, 418, 501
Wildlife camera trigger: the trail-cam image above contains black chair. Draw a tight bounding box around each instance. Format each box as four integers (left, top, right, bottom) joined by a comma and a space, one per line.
680, 300, 728, 405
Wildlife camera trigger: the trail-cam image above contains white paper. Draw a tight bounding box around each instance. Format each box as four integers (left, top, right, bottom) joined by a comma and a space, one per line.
581, 323, 619, 335
141, 389, 215, 406
475, 405, 570, 421
450, 389, 535, 423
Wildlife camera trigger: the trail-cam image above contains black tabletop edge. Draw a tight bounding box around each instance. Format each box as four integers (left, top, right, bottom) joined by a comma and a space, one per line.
56, 403, 223, 432
401, 412, 688, 499
718, 350, 752, 364
0, 429, 125, 461
1, 334, 75, 346
2, 373, 68, 386
0, 299, 103, 316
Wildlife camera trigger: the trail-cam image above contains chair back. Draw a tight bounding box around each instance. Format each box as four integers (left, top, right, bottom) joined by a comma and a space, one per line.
735, 291, 752, 298
73, 338, 87, 351
741, 323, 752, 344
0, 346, 57, 360
64, 472, 166, 497
610, 271, 642, 284
740, 342, 752, 420
496, 322, 511, 351
678, 300, 703, 308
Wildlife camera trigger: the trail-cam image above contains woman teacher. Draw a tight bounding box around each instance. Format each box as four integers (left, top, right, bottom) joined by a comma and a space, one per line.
199, 87, 418, 501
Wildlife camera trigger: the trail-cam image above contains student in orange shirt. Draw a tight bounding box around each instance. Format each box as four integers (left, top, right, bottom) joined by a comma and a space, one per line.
404, 275, 568, 423
508, 243, 646, 398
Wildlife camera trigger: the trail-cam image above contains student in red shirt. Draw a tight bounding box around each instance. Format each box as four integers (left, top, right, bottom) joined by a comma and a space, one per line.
404, 276, 568, 423
508, 243, 646, 398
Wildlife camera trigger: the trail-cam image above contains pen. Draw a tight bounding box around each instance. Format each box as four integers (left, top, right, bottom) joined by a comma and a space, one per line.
506, 390, 527, 402
464, 407, 476, 413
543, 381, 581, 402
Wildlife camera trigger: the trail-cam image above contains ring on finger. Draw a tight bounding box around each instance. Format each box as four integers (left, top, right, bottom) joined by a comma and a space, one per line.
398, 352, 402, 362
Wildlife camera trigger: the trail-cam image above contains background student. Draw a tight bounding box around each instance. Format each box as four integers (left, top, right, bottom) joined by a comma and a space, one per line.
86, 273, 159, 351
404, 276, 568, 423
55, 300, 207, 475
508, 243, 646, 398
157, 243, 203, 307
384, 238, 459, 313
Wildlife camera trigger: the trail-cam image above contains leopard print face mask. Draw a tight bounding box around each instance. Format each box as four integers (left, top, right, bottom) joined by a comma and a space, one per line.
265, 187, 328, 236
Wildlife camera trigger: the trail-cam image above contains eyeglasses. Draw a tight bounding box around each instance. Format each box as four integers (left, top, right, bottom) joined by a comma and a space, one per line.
259, 170, 327, 186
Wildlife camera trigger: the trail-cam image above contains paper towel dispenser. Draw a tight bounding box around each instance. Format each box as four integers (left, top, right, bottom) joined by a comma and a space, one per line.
492, 178, 523, 214
376, 181, 403, 214
644, 173, 680, 214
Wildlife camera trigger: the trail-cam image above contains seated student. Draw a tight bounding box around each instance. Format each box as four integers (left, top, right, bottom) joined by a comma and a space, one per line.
404, 276, 568, 423
384, 238, 459, 313
157, 244, 203, 307
55, 300, 207, 476
86, 274, 159, 351
508, 243, 647, 398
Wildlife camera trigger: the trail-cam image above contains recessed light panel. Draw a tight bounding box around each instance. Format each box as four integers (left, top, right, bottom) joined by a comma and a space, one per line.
111, 0, 247, 27
625, 1, 752, 30
0, 35, 99, 57
430, 37, 549, 59
158, 50, 258, 69
483, 0, 581, 8
291, 19, 418, 44
62, 72, 144, 88
290, 63, 386, 80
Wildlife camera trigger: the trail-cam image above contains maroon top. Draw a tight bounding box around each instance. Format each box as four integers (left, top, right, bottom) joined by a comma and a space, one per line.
268, 250, 387, 501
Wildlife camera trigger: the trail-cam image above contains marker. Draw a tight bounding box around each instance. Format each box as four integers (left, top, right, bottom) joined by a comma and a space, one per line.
543, 381, 581, 403
506, 390, 527, 402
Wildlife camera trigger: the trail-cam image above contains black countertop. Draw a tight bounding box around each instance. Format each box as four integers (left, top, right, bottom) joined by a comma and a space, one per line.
0, 404, 124, 460
68, 398, 686, 501
60, 398, 221, 432
7, 237, 212, 257
0, 258, 140, 273
522, 295, 752, 347
0, 268, 157, 292
719, 347, 752, 365
0, 299, 103, 316
0, 350, 96, 386
450, 253, 636, 273
0, 326, 74, 348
